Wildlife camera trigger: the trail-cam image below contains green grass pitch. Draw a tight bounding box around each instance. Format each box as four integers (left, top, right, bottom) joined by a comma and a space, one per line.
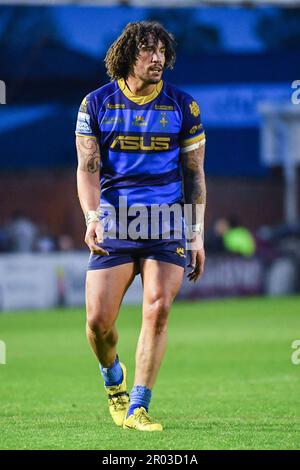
0, 296, 299, 450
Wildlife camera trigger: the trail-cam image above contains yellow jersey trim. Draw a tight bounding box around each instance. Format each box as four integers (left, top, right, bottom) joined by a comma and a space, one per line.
75, 133, 98, 139
117, 78, 163, 105
180, 133, 206, 147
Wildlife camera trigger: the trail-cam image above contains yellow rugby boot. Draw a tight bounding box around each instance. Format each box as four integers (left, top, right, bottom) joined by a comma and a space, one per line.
123, 407, 163, 432
105, 362, 129, 427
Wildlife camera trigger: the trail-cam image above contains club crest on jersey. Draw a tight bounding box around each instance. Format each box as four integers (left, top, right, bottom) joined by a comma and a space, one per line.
189, 101, 200, 117
110, 135, 170, 151
159, 113, 168, 128
132, 115, 147, 126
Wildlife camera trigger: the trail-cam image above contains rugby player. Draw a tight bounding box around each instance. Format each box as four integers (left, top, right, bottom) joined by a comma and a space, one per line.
75, 21, 206, 432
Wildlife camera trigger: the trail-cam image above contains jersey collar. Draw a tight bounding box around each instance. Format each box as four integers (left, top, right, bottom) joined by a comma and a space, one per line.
117, 78, 163, 105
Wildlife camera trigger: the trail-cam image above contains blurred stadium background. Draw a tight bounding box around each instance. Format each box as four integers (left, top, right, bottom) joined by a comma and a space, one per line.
0, 0, 300, 450
1, 0, 300, 309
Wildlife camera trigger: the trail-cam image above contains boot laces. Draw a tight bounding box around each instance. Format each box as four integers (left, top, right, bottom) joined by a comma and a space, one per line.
135, 407, 153, 425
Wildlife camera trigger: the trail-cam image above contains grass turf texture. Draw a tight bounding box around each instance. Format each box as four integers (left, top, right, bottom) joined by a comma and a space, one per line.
0, 296, 299, 450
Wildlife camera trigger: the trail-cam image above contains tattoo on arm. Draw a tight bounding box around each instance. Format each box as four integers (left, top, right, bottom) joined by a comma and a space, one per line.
181, 145, 206, 205
76, 136, 100, 174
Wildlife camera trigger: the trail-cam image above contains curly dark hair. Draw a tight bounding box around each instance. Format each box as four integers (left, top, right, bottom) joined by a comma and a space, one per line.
104, 21, 176, 81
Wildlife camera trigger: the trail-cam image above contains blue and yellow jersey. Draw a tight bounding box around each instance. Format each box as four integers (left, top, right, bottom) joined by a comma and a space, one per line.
76, 79, 205, 208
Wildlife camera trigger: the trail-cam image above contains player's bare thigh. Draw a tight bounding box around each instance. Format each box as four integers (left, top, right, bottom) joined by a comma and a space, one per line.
140, 259, 184, 308
86, 263, 136, 328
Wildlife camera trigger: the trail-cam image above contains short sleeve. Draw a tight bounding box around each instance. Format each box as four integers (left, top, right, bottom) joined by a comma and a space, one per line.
75, 94, 99, 137
179, 97, 205, 152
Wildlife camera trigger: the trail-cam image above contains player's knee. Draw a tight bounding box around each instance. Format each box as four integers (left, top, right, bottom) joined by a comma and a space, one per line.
144, 298, 171, 334
86, 311, 114, 337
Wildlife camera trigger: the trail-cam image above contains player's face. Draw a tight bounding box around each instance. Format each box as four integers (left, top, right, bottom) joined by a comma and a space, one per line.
133, 39, 166, 84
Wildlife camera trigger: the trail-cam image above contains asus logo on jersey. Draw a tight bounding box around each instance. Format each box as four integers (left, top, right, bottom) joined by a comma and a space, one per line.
110, 136, 170, 151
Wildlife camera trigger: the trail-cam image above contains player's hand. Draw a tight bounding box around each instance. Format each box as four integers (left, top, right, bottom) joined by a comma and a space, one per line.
84, 220, 109, 256
187, 246, 205, 282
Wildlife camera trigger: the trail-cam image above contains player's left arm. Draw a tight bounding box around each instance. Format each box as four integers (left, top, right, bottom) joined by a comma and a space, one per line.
181, 142, 206, 282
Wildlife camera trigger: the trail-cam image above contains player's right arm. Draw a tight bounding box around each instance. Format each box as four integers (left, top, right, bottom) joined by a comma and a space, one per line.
76, 135, 108, 255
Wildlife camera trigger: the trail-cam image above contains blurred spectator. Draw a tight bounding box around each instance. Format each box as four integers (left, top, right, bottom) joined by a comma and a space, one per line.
256, 221, 300, 259
222, 216, 256, 257
205, 218, 225, 253
206, 216, 256, 257
35, 224, 56, 252
0, 224, 9, 252
57, 234, 74, 251
6, 210, 38, 252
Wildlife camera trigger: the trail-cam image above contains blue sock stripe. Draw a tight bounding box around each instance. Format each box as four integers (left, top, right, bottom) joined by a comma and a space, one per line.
100, 355, 123, 386
128, 385, 152, 416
